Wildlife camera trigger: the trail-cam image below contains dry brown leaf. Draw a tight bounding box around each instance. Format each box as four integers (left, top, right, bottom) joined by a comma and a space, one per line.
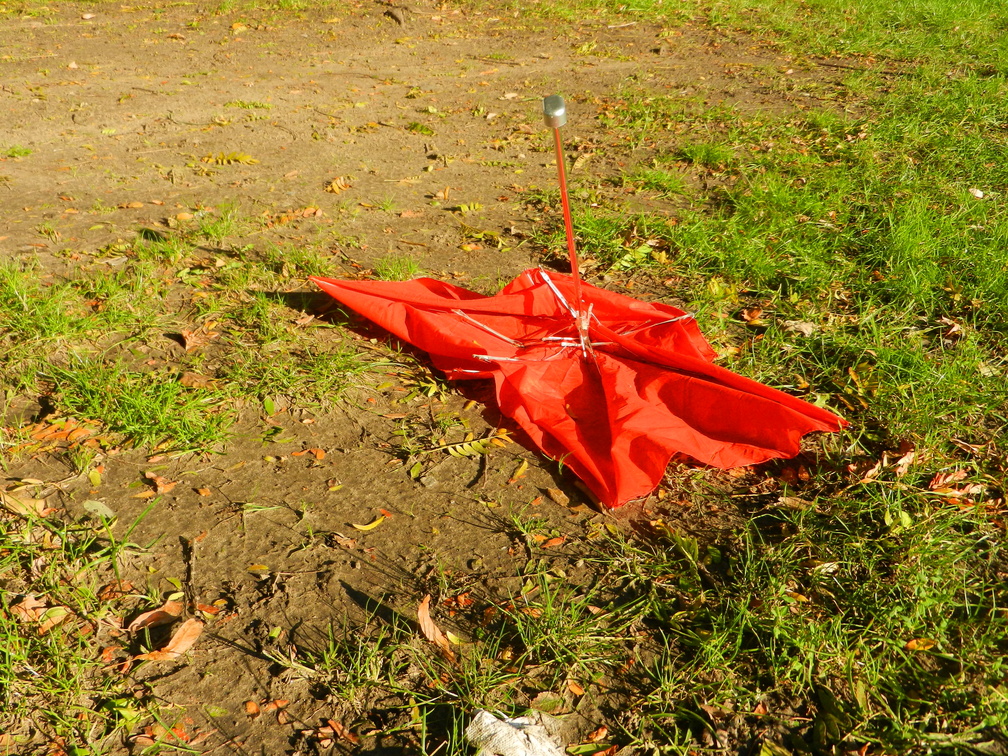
144, 471, 178, 495
586, 726, 609, 742
567, 679, 585, 696
180, 372, 216, 389
545, 488, 569, 506
128, 599, 183, 633
261, 699, 289, 712
135, 617, 203, 661
905, 637, 936, 652
10, 594, 47, 622
325, 176, 352, 194
417, 594, 456, 662
11, 595, 72, 634
0, 490, 53, 517
327, 719, 360, 745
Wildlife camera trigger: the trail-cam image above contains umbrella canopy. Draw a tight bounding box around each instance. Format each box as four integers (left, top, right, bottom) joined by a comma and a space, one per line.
311, 267, 846, 508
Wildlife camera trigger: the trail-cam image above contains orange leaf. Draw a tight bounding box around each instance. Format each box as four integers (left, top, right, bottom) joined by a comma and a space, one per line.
540, 536, 566, 548
327, 719, 360, 745
905, 637, 937, 652
417, 594, 456, 662
587, 726, 608, 742
244, 700, 260, 716
144, 471, 178, 495
135, 618, 203, 661
128, 600, 183, 633
567, 680, 585, 696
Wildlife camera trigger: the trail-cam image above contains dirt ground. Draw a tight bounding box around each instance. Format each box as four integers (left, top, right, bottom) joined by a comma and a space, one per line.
1, 2, 853, 753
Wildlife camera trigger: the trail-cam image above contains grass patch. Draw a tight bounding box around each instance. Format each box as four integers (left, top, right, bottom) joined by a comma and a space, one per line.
0, 501, 147, 751
49, 359, 231, 452
373, 254, 422, 281
3, 145, 32, 158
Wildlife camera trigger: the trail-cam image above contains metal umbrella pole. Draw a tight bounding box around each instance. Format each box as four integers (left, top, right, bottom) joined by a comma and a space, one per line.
542, 94, 591, 350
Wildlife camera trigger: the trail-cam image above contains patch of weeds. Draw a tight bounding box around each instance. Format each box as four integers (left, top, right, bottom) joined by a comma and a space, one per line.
224, 99, 272, 110
0, 260, 159, 393
230, 290, 290, 343
2, 145, 32, 158
219, 344, 369, 406
197, 203, 244, 245
262, 242, 333, 279
0, 498, 148, 750
678, 142, 734, 169
48, 358, 231, 451
628, 166, 686, 196
133, 236, 190, 267
373, 254, 421, 281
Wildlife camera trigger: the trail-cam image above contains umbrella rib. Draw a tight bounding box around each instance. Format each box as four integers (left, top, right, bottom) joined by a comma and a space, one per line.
451, 309, 525, 347
616, 314, 696, 335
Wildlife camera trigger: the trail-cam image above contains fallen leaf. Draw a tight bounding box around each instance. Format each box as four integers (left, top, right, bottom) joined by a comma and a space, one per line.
567, 680, 585, 696
508, 459, 529, 484
327, 719, 360, 745
37, 605, 72, 634
128, 600, 183, 633
9, 594, 47, 622
782, 320, 818, 337
261, 699, 289, 712
0, 490, 53, 517
351, 514, 386, 531
546, 488, 569, 506
144, 471, 178, 495
418, 594, 456, 662
180, 372, 216, 389
325, 176, 352, 193
905, 637, 936, 652
540, 536, 566, 548
196, 488, 212, 497
244, 700, 260, 716
587, 726, 608, 742
135, 618, 203, 661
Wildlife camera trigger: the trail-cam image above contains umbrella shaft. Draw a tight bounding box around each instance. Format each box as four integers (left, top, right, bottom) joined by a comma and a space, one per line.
552, 127, 583, 309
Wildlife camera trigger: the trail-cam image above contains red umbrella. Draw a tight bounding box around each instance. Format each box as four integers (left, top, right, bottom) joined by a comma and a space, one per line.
310, 97, 846, 507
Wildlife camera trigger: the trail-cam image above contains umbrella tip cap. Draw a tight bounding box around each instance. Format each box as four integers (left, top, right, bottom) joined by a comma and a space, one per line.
542, 94, 567, 128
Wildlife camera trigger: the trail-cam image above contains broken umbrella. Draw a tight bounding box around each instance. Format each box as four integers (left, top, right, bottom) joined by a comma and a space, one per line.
311, 96, 846, 508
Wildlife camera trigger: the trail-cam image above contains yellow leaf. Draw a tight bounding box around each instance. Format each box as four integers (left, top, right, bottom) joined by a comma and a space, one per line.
351, 514, 386, 531
508, 459, 529, 484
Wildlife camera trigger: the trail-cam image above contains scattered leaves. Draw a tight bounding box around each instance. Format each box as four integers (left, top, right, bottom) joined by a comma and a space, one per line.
201, 152, 259, 165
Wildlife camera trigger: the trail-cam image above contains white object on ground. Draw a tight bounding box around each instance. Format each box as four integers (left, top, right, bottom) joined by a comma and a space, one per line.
465, 710, 565, 756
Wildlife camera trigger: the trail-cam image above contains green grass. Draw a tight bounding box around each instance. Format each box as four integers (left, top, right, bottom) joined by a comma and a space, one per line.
3, 2, 1007, 755
373, 254, 422, 281
49, 359, 231, 451
0, 502, 147, 751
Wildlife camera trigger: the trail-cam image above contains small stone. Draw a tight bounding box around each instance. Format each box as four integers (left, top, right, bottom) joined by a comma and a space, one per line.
420, 475, 439, 488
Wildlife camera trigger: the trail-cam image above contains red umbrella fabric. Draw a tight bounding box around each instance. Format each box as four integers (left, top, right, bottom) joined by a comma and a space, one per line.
311, 267, 846, 508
